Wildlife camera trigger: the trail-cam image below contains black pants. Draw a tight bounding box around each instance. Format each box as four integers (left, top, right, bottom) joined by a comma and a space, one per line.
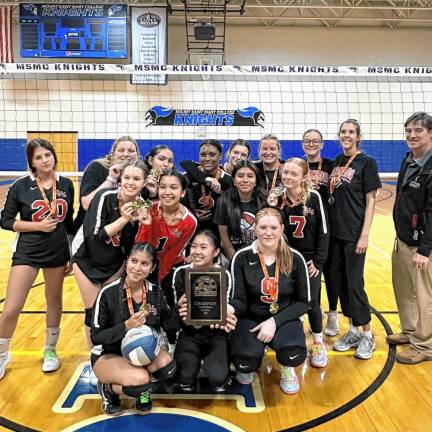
174, 329, 230, 388
327, 237, 371, 327
308, 270, 323, 333
232, 318, 307, 373
322, 257, 338, 311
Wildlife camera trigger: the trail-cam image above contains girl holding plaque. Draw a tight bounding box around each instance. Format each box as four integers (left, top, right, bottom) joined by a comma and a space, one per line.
0, 139, 74, 379
230, 207, 310, 394
269, 158, 329, 368
90, 242, 179, 415
73, 160, 150, 350
327, 119, 381, 360
174, 230, 237, 392
213, 161, 267, 260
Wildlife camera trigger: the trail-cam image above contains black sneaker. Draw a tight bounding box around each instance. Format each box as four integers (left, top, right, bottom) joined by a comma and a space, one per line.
97, 381, 122, 415
136, 390, 152, 414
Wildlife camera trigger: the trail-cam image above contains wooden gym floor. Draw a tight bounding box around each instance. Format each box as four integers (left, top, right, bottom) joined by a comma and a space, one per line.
0, 177, 431, 432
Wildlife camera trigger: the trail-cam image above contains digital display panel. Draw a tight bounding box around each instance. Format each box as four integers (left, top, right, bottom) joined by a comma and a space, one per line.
20, 3, 128, 58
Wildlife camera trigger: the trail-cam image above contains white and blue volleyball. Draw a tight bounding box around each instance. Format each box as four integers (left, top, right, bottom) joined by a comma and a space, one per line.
121, 325, 160, 366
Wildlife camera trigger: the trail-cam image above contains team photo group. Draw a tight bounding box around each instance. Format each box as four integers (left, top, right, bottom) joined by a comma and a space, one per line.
0, 111, 431, 416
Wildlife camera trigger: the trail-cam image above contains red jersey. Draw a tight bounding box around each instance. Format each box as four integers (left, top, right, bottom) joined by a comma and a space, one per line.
135, 201, 197, 281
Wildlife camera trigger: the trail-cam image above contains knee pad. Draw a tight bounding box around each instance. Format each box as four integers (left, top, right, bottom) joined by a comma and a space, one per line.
152, 359, 177, 381
234, 356, 261, 374
277, 346, 307, 367
122, 382, 152, 398
84, 308, 93, 327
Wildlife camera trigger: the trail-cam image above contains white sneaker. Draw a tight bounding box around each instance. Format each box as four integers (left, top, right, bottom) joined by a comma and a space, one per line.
42, 346, 60, 372
325, 311, 339, 337
236, 371, 254, 385
280, 366, 300, 394
310, 342, 328, 368
0, 351, 11, 380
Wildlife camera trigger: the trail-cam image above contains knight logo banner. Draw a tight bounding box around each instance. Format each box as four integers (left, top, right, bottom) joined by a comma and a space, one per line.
145, 106, 265, 127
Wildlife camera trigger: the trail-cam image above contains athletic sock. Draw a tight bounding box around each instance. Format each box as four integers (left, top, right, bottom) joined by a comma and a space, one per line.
45, 327, 60, 348
0, 338, 11, 354
363, 329, 373, 338
349, 321, 360, 336
312, 332, 323, 344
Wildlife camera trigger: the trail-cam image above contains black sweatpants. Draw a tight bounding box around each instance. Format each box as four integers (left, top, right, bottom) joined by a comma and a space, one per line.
308, 270, 323, 334
327, 236, 371, 326
232, 318, 307, 373
174, 329, 230, 388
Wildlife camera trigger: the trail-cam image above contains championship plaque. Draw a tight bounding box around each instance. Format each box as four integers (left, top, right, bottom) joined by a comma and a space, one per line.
185, 267, 227, 326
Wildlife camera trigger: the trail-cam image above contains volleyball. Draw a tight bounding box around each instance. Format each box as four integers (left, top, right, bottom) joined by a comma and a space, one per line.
121, 325, 160, 366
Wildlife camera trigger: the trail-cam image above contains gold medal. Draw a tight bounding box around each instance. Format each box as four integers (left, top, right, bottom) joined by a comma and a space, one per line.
140, 303, 151, 316
269, 302, 279, 314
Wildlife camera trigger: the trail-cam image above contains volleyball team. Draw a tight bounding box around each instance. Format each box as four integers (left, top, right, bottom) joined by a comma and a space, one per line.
0, 119, 383, 415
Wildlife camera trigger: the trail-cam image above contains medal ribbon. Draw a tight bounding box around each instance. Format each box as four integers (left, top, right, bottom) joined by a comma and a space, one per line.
125, 281, 147, 316
329, 152, 360, 195
307, 158, 322, 190
258, 252, 279, 304
35, 175, 57, 218
264, 161, 280, 193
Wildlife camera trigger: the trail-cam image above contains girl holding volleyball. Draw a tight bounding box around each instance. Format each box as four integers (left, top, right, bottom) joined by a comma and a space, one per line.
91, 242, 179, 415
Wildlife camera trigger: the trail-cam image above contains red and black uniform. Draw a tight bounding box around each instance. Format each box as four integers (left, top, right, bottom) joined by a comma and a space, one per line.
135, 201, 197, 309
230, 241, 310, 372
327, 152, 381, 326
180, 160, 232, 234
253, 160, 284, 195
280, 190, 329, 333
90, 277, 181, 366
172, 264, 232, 389
0, 173, 74, 267
72, 188, 139, 284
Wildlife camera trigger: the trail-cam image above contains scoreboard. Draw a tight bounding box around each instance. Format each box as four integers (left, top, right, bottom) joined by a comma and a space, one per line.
20, 4, 128, 59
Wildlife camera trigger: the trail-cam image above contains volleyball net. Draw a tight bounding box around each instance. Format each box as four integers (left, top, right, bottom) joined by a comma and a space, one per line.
1, 62, 430, 178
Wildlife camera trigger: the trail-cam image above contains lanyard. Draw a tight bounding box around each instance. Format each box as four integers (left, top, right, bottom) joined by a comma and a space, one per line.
125, 280, 148, 316
307, 158, 322, 190
35, 175, 57, 218
329, 152, 360, 195
258, 252, 279, 304
264, 161, 280, 192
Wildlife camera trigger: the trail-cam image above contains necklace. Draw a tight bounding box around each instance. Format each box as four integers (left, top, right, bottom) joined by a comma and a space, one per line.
35, 175, 57, 218
125, 280, 150, 316
257, 250, 280, 314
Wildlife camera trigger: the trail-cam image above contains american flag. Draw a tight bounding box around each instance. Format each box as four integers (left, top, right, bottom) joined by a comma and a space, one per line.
0, 6, 14, 63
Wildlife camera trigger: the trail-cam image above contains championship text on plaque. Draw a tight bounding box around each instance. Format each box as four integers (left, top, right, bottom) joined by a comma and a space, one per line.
185, 267, 227, 326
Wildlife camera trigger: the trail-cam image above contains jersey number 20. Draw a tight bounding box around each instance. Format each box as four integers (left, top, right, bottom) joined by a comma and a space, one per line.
31, 199, 67, 222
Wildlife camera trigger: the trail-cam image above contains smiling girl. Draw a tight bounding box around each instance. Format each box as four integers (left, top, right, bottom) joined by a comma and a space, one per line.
0, 139, 74, 378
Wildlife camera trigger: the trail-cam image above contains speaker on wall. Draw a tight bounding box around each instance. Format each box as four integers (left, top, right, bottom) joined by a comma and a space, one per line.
194, 23, 216, 40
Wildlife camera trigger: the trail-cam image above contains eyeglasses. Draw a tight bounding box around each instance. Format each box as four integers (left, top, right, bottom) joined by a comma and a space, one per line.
302, 140, 322, 145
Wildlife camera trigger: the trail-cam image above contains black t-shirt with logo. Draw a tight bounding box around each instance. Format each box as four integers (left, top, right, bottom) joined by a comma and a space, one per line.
213, 196, 258, 251
328, 152, 381, 242
308, 158, 334, 204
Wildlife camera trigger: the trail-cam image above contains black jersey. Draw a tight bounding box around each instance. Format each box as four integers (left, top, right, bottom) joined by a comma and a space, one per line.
280, 190, 329, 269
253, 160, 284, 195
91, 278, 181, 357
72, 188, 139, 284
328, 152, 382, 242
213, 194, 259, 251
73, 161, 110, 233
172, 263, 232, 337
230, 241, 310, 327
181, 161, 232, 231
393, 151, 432, 256
307, 158, 334, 204
0, 173, 74, 267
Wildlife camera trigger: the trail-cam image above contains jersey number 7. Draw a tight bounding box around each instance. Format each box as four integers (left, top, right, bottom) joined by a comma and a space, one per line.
289, 215, 306, 238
